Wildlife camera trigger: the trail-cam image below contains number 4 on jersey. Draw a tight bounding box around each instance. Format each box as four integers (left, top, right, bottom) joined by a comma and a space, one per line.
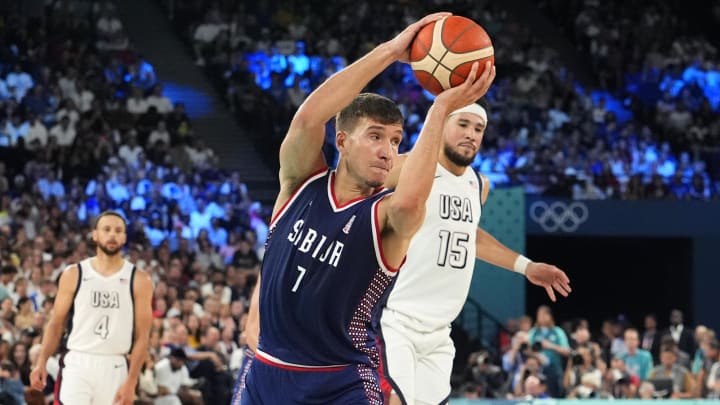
94, 315, 110, 339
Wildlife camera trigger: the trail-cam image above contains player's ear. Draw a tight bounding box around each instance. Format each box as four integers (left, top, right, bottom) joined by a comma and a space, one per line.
336, 131, 347, 152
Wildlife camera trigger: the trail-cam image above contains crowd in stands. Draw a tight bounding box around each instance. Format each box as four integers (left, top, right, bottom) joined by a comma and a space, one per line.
1, 0, 719, 404
0, 1, 267, 404
454, 308, 720, 400
163, 0, 720, 201
538, 0, 720, 198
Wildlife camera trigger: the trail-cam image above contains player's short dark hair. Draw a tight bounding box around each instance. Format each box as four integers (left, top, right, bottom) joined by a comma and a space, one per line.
94, 210, 127, 230
335, 93, 403, 133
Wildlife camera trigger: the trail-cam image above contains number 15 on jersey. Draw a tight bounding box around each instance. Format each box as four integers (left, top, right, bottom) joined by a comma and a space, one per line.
437, 230, 469, 269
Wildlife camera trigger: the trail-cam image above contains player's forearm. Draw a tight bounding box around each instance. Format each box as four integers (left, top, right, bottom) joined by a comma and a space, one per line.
389, 103, 449, 234
475, 228, 524, 272
292, 43, 396, 129
38, 320, 63, 364
126, 336, 149, 385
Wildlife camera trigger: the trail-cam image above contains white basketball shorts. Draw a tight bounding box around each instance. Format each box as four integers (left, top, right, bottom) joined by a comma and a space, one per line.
379, 309, 455, 405
56, 351, 128, 405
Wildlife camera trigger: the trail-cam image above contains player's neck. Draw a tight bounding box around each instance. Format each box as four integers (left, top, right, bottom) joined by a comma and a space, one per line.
438, 155, 467, 176
92, 252, 125, 275
333, 167, 378, 204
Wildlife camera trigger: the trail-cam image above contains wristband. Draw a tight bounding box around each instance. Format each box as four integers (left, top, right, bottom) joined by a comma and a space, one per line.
513, 255, 531, 276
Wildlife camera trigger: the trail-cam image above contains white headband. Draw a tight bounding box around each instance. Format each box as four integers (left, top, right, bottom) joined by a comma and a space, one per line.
449, 103, 487, 124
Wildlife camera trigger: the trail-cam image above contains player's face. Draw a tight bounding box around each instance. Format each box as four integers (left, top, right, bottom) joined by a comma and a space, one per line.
443, 112, 486, 167
338, 117, 403, 188
93, 215, 127, 256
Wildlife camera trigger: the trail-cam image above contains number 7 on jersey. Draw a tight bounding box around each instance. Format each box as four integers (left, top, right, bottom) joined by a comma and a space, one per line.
291, 265, 307, 292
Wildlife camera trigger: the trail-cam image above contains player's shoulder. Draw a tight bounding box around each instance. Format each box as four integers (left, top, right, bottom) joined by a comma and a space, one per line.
55, 264, 80, 292
131, 267, 153, 287
476, 171, 489, 184
60, 263, 80, 280
476, 171, 490, 204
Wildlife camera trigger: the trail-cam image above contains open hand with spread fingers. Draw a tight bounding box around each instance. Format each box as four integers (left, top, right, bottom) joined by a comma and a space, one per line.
526, 262, 572, 302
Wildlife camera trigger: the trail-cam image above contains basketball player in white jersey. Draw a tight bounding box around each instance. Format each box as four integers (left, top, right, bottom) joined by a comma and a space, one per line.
30, 211, 154, 405
379, 103, 572, 405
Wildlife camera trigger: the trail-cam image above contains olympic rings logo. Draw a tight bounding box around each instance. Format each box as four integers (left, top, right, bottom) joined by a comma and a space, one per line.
529, 201, 589, 232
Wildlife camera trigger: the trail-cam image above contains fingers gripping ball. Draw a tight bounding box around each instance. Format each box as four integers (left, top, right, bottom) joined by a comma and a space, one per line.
410, 16, 494, 95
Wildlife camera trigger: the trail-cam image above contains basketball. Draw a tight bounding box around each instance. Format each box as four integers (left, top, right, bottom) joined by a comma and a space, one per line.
410, 16, 494, 96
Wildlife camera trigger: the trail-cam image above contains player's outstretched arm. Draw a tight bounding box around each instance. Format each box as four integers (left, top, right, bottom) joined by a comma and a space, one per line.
380, 62, 495, 261
30, 265, 78, 391
474, 174, 571, 301
474, 227, 571, 301
278, 12, 451, 191
114, 270, 154, 405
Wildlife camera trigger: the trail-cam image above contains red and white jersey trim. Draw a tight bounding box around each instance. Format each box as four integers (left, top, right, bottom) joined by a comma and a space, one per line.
270, 167, 328, 229
255, 349, 349, 372
371, 196, 404, 277
328, 171, 386, 212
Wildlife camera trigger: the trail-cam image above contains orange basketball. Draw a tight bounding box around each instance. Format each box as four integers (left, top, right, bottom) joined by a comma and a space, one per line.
410, 16, 494, 96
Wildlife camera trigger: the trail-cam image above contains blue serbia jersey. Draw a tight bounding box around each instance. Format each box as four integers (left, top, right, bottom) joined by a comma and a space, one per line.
258, 169, 399, 368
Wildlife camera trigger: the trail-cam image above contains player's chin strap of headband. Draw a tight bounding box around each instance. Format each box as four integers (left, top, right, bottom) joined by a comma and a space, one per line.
449, 103, 488, 124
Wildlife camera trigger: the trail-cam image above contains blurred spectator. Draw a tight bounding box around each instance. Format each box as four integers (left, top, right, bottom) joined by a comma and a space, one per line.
146, 84, 174, 115
528, 305, 571, 397
661, 309, 696, 361
638, 380, 657, 399
697, 338, 720, 398
510, 353, 547, 398
192, 13, 227, 67
642, 313, 662, 362
153, 347, 194, 405
648, 343, 696, 398
566, 370, 612, 399
0, 360, 25, 405
564, 346, 602, 393
465, 350, 506, 398
520, 374, 550, 400
617, 327, 654, 381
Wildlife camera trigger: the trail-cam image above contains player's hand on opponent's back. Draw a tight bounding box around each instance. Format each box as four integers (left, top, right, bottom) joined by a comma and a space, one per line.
29, 363, 47, 391
526, 262, 572, 302
385, 12, 451, 62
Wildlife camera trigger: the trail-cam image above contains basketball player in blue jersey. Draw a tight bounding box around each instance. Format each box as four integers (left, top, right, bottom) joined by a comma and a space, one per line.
378, 103, 572, 405
30, 211, 154, 405
236, 11, 496, 404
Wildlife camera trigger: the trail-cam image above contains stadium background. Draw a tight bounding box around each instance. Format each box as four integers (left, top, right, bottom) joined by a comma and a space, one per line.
0, 0, 719, 403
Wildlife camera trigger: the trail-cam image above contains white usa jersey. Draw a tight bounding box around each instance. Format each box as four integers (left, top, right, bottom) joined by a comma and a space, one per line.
384, 164, 482, 332
66, 258, 136, 355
